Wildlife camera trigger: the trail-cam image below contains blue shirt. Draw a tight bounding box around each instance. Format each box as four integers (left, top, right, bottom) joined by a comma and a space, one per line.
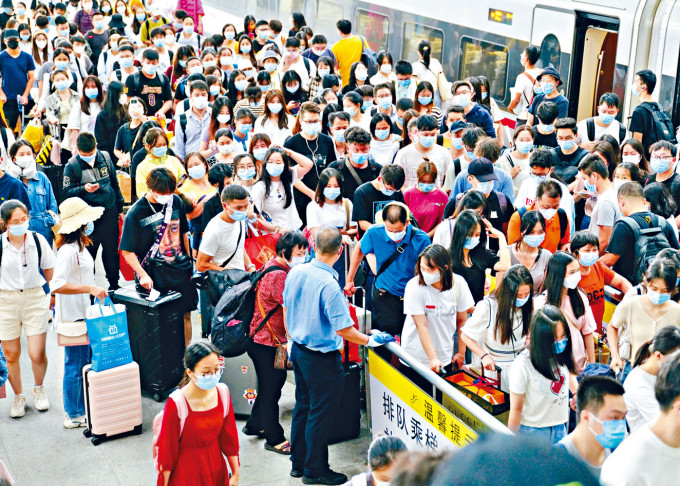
528, 93, 569, 120
360, 224, 431, 297
283, 259, 353, 353
0, 50, 35, 99
450, 167, 515, 203
440, 103, 495, 138
0, 172, 31, 209
26, 171, 58, 241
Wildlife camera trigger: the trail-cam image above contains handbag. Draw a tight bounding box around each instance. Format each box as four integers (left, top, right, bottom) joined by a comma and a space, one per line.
257, 289, 291, 370
193, 221, 244, 291
85, 296, 133, 372
444, 366, 509, 416
56, 253, 89, 346
244, 222, 280, 270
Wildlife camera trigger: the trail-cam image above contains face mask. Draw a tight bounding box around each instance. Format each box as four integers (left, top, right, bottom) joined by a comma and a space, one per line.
452, 94, 471, 107
84, 221, 95, 236
120, 95, 128, 105
286, 83, 299, 94
188, 65, 203, 75
16, 8, 25, 15
541, 82, 555, 95
177, 60, 188, 69
599, 113, 616, 125
375, 129, 390, 141
323, 187, 341, 200
515, 295, 530, 308
119, 56, 134, 68
419, 135, 436, 148
184, 25, 195, 35
240, 44, 251, 54
516, 141, 533, 154
188, 165, 206, 180
264, 61, 277, 72
85, 88, 98, 99
191, 369, 222, 390
632, 83, 641, 96
208, 85, 221, 97
558, 139, 575, 151
563, 272, 581, 290
55, 80, 69, 91
386, 228, 406, 242
152, 146, 167, 158
192, 96, 209, 110
154, 193, 172, 205
257, 30, 269, 40
58, 29, 70, 38
647, 289, 671, 305
8, 222, 29, 237
377, 96, 392, 110
355, 70, 368, 81
465, 149, 476, 160
217, 113, 231, 124
6, 39, 19, 50
20, 33, 30, 41
221, 56, 233, 66
351, 152, 369, 165
362, 100, 373, 112
476, 181, 494, 194
142, 63, 157, 76
612, 178, 627, 191
397, 79, 411, 88
74, 45, 86, 55
266, 163, 284, 177
579, 251, 599, 267
422, 270, 440, 286
588, 414, 627, 449
288, 255, 305, 268
238, 167, 256, 180
93, 20, 105, 30
481, 92, 488, 100
225, 31, 235, 40
533, 84, 544, 95
380, 64, 392, 74
317, 67, 330, 78
36, 39, 47, 49
229, 207, 248, 221
344, 107, 356, 117
234, 80, 248, 91
532, 174, 548, 185
302, 122, 321, 136
418, 95, 432, 105
312, 48, 325, 56
621, 154, 640, 164
203, 60, 217, 69
260, 85, 270, 93
553, 337, 568, 354
135, 13, 146, 22
333, 129, 346, 143
451, 137, 464, 150
15, 155, 34, 168
540, 123, 555, 132
380, 185, 394, 197
79, 152, 96, 166
418, 182, 435, 193
268, 103, 282, 114
153, 38, 165, 48
539, 207, 557, 221
252, 147, 268, 161
82, 2, 93, 10
650, 158, 670, 174
102, 5, 111, 12
464, 237, 480, 250
117, 6, 126, 14
524, 234, 544, 248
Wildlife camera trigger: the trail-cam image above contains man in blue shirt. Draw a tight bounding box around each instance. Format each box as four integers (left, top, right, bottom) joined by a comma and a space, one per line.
0, 29, 35, 133
284, 227, 392, 485
346, 202, 431, 335
446, 80, 495, 137
527, 67, 569, 126
0, 169, 30, 209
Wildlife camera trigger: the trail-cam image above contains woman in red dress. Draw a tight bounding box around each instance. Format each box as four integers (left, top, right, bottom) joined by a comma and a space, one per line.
157, 342, 240, 486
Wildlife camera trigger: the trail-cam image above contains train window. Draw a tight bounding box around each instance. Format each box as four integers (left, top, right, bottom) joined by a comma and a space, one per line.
278, 0, 304, 21
316, 0, 343, 44
402, 22, 443, 62
459, 37, 509, 100
537, 34, 561, 70
356, 9, 389, 52
256, 0, 270, 20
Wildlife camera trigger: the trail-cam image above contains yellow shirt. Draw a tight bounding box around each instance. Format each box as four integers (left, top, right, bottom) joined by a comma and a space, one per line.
141, 16, 168, 42
332, 36, 364, 86
136, 154, 186, 197
178, 179, 218, 202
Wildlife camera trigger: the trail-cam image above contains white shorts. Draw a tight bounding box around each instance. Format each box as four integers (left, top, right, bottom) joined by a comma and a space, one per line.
0, 288, 50, 341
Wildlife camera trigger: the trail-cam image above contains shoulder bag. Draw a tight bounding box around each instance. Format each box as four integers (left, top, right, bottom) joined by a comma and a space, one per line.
56, 252, 90, 346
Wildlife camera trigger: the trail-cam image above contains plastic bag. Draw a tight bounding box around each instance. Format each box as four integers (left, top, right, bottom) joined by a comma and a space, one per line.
86, 297, 133, 372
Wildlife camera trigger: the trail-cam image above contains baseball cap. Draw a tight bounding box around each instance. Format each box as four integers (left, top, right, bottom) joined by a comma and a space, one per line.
448, 120, 468, 134
262, 50, 279, 61
468, 157, 497, 182
3, 29, 19, 40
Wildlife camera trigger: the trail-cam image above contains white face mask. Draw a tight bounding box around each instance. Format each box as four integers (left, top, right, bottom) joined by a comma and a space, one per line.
154, 193, 172, 205
288, 256, 305, 268
421, 270, 441, 286
563, 272, 581, 290
539, 208, 557, 221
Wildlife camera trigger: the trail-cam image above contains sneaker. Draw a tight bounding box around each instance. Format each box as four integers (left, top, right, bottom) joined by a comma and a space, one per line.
32, 386, 49, 411
9, 394, 26, 418
64, 415, 87, 429
302, 470, 348, 485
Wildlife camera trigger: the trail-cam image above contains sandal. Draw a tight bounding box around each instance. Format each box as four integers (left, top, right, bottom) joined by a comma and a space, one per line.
241, 426, 265, 439
265, 441, 292, 455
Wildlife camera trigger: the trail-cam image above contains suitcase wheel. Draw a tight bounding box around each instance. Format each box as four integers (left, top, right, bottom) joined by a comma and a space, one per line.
153, 393, 162, 402
134, 424, 143, 435
83, 429, 92, 438
91, 436, 103, 446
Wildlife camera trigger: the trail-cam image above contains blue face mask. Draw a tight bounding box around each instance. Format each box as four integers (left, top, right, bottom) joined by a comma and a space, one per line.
55, 80, 70, 91
240, 45, 252, 54
477, 181, 494, 194
558, 139, 575, 151
333, 129, 346, 143
533, 85, 543, 95
85, 88, 98, 100
524, 234, 544, 248
344, 107, 356, 117
451, 137, 464, 150
419, 135, 436, 148
136, 14, 146, 22
540, 124, 555, 132
84, 221, 94, 236
238, 123, 252, 134
375, 129, 390, 141
230, 208, 248, 221
464, 237, 479, 250
650, 158, 670, 174
380, 186, 395, 197
362, 101, 373, 112
377, 97, 392, 110
396, 117, 403, 127
553, 338, 568, 354
179, 59, 187, 68
584, 181, 597, 193
302, 122, 321, 136
120, 57, 134, 68
237, 168, 256, 180
589, 415, 627, 449
8, 222, 29, 237
418, 182, 435, 193
351, 152, 369, 165
192, 369, 222, 390
55, 60, 69, 70
252, 148, 268, 161
578, 251, 599, 267
515, 295, 530, 308
397, 79, 411, 88
79, 153, 96, 164
465, 150, 475, 160
20, 34, 30, 41
599, 113, 616, 125
323, 187, 341, 200
541, 82, 555, 95
647, 289, 671, 305
516, 141, 533, 154
417, 95, 432, 105
152, 146, 167, 158
266, 163, 284, 177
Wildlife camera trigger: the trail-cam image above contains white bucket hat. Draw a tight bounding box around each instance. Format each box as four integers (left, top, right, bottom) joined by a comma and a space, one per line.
57, 197, 105, 234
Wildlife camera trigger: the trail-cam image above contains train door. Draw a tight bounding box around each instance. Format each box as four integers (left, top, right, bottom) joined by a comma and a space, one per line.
531, 7, 575, 87
568, 12, 620, 120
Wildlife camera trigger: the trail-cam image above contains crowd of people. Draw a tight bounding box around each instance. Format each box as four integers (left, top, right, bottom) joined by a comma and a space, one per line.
0, 1, 678, 485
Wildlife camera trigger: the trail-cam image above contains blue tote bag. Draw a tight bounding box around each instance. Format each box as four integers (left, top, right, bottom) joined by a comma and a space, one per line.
85, 297, 133, 372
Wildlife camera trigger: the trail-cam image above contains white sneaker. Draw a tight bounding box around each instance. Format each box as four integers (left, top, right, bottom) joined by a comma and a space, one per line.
32, 386, 49, 411
64, 414, 87, 429
10, 394, 26, 418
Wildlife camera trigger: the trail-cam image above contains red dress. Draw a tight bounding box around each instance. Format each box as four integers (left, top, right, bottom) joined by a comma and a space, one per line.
157, 391, 240, 486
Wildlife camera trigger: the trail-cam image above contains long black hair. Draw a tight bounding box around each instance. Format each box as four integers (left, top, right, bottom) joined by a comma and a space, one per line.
417, 39, 431, 69
493, 265, 533, 345
103, 80, 126, 125
544, 251, 585, 318
449, 210, 486, 267
516, 210, 546, 250
633, 326, 680, 368
315, 167, 343, 206
452, 190, 487, 219
179, 342, 220, 386
416, 244, 454, 292
644, 182, 678, 220
262, 147, 293, 208
529, 305, 577, 381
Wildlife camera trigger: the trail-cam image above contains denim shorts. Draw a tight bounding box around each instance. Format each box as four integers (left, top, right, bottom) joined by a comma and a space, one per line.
519, 423, 567, 445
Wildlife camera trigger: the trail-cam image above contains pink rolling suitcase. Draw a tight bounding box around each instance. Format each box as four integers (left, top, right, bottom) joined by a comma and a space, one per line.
82, 361, 143, 445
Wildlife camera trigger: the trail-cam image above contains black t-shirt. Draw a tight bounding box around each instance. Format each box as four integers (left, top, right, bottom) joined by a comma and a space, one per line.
119, 195, 190, 262
644, 173, 680, 216
451, 249, 499, 303
283, 133, 337, 225
550, 146, 588, 184
352, 181, 405, 237
85, 30, 108, 64
605, 210, 680, 282
328, 157, 382, 199
532, 127, 558, 149
124, 71, 172, 116
114, 122, 141, 155
629, 102, 656, 156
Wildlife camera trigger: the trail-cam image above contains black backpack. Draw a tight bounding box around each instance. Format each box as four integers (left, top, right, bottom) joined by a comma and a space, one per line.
210, 266, 284, 357
586, 118, 627, 143
621, 214, 672, 284
637, 103, 677, 143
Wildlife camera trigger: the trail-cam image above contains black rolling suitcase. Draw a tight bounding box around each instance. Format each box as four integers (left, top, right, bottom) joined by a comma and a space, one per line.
328, 340, 361, 444
111, 286, 185, 401
41, 163, 65, 204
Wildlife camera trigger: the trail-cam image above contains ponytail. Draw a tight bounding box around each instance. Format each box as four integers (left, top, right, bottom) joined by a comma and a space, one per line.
418, 40, 431, 69
633, 339, 653, 368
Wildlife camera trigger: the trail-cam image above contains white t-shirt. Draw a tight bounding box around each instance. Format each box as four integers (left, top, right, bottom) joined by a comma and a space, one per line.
432, 218, 456, 248
250, 170, 302, 231
394, 143, 452, 190
0, 232, 56, 291
623, 366, 659, 432
512, 68, 541, 119
576, 118, 626, 145
401, 275, 474, 367
509, 350, 570, 428
588, 187, 621, 238
370, 138, 400, 166
306, 199, 356, 231
253, 114, 295, 146
601, 424, 680, 486
559, 432, 608, 479
497, 152, 531, 195
50, 242, 95, 323
198, 217, 246, 270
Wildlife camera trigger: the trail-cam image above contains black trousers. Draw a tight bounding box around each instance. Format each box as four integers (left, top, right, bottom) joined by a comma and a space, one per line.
245, 341, 288, 446
2, 98, 33, 133
372, 286, 405, 335
87, 207, 120, 290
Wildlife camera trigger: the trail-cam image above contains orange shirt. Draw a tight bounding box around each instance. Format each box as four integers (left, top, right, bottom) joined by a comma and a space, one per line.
507, 202, 570, 253
578, 261, 615, 333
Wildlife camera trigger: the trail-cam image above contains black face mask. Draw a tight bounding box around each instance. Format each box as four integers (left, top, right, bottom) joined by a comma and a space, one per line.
6, 39, 18, 49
